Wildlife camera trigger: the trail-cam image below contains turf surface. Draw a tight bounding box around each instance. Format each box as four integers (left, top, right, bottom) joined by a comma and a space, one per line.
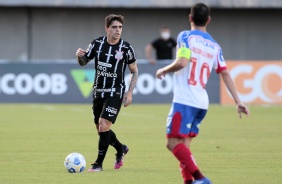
1, 104, 281, 184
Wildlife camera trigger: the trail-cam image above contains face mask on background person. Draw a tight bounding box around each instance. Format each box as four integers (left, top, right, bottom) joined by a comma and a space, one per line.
161, 32, 170, 40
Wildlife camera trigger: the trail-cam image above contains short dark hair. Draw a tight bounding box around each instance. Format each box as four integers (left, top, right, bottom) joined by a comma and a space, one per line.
105, 14, 124, 28
190, 3, 210, 26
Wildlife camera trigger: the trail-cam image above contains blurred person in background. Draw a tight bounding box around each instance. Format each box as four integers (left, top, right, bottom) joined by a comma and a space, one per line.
145, 26, 177, 64
76, 14, 138, 172
156, 3, 249, 184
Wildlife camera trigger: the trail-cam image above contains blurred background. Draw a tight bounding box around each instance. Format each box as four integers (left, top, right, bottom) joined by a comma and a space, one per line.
0, 0, 281, 105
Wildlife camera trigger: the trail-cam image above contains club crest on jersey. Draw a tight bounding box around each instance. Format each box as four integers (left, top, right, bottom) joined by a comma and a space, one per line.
115, 50, 124, 60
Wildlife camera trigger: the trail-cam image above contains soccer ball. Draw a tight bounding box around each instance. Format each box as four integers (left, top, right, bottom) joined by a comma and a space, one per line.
64, 152, 86, 173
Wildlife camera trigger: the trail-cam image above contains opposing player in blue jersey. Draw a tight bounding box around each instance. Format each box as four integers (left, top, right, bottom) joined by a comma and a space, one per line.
156, 3, 249, 184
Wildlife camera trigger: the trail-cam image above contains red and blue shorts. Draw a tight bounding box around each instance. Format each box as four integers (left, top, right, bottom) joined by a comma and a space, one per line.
166, 103, 207, 138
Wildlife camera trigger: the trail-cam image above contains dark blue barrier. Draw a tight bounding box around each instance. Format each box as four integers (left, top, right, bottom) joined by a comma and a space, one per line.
0, 62, 219, 103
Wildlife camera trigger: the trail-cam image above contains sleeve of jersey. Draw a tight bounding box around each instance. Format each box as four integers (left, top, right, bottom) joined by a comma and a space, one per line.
176, 31, 191, 60
85, 40, 96, 60
215, 47, 227, 73
127, 45, 136, 64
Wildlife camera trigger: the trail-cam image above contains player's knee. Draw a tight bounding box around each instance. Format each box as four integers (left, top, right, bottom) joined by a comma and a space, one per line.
98, 118, 112, 132
99, 124, 110, 132
166, 142, 174, 151
166, 143, 170, 150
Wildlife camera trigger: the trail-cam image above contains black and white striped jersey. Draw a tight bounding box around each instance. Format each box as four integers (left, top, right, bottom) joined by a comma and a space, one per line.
84, 36, 136, 98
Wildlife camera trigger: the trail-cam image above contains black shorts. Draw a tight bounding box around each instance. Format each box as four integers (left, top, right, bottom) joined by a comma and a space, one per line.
92, 96, 123, 124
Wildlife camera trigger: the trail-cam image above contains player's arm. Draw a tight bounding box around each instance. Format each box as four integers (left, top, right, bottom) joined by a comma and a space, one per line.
127, 61, 138, 92
76, 48, 90, 66
220, 69, 249, 118
123, 61, 138, 107
156, 47, 190, 79
76, 41, 96, 66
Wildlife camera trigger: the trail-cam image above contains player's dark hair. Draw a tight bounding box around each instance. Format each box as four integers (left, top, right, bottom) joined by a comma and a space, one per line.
105, 14, 124, 28
190, 3, 210, 26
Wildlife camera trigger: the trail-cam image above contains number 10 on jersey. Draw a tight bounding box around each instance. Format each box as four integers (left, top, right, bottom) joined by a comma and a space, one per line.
188, 57, 211, 89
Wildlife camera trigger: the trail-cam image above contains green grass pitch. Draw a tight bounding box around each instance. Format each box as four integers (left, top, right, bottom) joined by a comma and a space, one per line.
0, 104, 282, 184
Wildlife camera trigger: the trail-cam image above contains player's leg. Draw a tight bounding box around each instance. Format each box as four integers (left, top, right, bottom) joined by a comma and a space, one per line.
94, 121, 122, 145
171, 137, 205, 182
91, 116, 128, 170
188, 108, 211, 184
166, 138, 193, 184
109, 129, 129, 169
166, 103, 193, 183
96, 117, 112, 164
88, 96, 106, 172
101, 96, 128, 169
93, 113, 122, 150
166, 103, 210, 183
93, 101, 101, 135
109, 129, 123, 152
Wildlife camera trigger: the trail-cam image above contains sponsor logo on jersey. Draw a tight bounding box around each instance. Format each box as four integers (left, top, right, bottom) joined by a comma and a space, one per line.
97, 61, 116, 78
70, 69, 95, 98
97, 70, 117, 78
98, 61, 112, 68
95, 88, 116, 92
115, 50, 124, 60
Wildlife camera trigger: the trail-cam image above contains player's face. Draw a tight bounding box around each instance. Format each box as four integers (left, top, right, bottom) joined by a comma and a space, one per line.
106, 21, 123, 41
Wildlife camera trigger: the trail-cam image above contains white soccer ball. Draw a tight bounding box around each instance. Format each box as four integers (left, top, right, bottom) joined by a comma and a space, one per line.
64, 152, 86, 173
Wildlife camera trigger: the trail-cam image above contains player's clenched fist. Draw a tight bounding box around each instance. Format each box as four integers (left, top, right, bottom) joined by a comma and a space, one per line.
76, 48, 89, 66
76, 48, 86, 57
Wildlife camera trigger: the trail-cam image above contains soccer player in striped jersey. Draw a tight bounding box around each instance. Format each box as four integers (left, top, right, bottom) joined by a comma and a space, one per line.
156, 3, 249, 184
76, 14, 138, 172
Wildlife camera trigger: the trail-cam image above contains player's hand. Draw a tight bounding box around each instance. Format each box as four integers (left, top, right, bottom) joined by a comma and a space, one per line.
156, 68, 166, 79
237, 103, 249, 119
76, 48, 86, 57
123, 91, 132, 107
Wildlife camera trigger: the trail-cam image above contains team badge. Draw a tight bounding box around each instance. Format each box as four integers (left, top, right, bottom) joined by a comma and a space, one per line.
115, 50, 124, 60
